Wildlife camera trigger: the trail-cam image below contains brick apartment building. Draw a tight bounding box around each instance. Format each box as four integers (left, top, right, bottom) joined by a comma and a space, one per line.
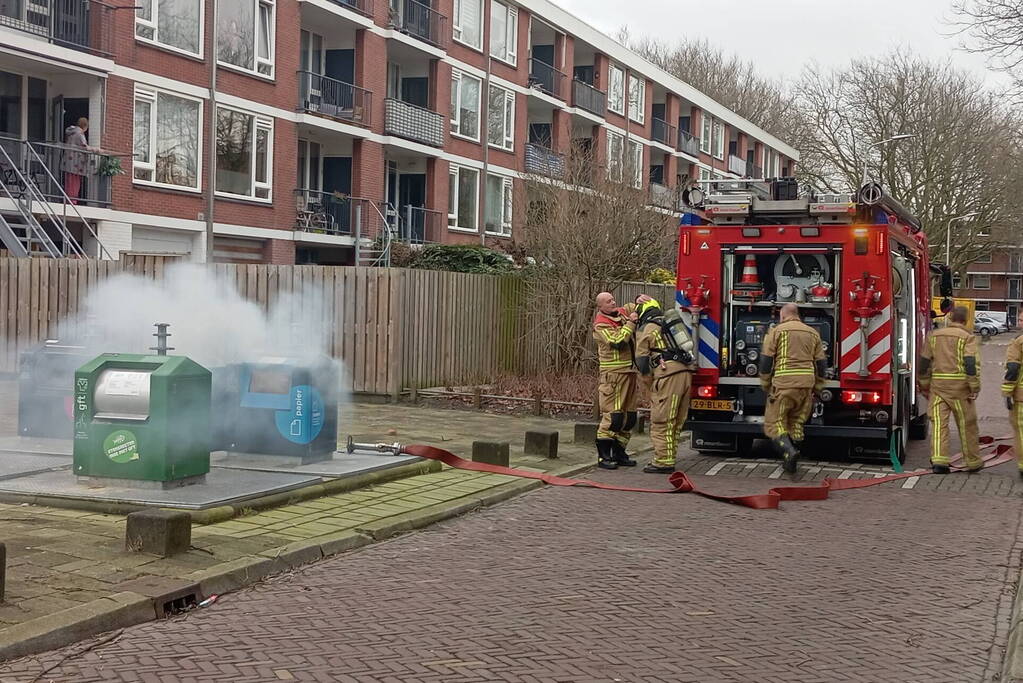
0, 0, 798, 265
954, 248, 1023, 326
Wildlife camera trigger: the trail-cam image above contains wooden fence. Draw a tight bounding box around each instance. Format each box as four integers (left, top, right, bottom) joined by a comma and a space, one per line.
0, 257, 674, 394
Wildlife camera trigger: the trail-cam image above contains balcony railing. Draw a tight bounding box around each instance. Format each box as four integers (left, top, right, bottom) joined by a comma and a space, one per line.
728, 154, 746, 176
676, 130, 700, 157
0, 0, 113, 57
294, 189, 355, 235
524, 143, 565, 178
328, 0, 373, 17
649, 182, 680, 210
751, 164, 763, 179
388, 0, 447, 48
651, 118, 676, 147
572, 79, 606, 117
384, 98, 444, 147
528, 58, 567, 100
298, 71, 372, 127
1, 136, 114, 207
393, 205, 443, 244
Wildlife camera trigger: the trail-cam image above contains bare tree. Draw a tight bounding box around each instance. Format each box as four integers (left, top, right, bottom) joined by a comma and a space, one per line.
953, 0, 1023, 95
792, 51, 1023, 274
517, 143, 678, 373
618, 29, 796, 139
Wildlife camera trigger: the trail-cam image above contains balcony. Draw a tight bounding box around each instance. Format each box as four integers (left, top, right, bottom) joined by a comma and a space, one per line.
649, 182, 679, 211
388, 0, 446, 48
728, 154, 746, 176
384, 98, 444, 147
676, 130, 700, 157
393, 205, 443, 244
572, 79, 606, 117
651, 118, 676, 147
0, 0, 113, 56
326, 0, 373, 17
528, 58, 566, 100
750, 164, 763, 179
524, 143, 564, 178
1, 136, 114, 207
298, 71, 372, 127
295, 189, 355, 235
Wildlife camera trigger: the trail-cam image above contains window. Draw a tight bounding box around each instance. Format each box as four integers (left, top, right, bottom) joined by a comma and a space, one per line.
216, 106, 273, 200
763, 147, 779, 177
448, 165, 479, 230
132, 87, 202, 191
700, 114, 712, 154
712, 120, 724, 159
485, 174, 513, 236
136, 0, 202, 56
975, 252, 993, 264
450, 70, 482, 141
1011, 253, 1023, 273
453, 0, 483, 50
628, 139, 643, 189
300, 30, 323, 74
297, 139, 321, 191
487, 84, 515, 151
490, 0, 517, 65
607, 131, 624, 183
971, 274, 992, 290
627, 74, 645, 124
217, 0, 276, 78
698, 167, 711, 182
608, 64, 625, 115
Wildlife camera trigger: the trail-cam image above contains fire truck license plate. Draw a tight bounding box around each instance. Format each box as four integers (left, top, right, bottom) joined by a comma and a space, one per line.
690, 399, 734, 411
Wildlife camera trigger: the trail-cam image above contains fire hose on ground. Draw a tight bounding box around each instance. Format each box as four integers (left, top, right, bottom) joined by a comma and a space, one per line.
346, 436, 1015, 511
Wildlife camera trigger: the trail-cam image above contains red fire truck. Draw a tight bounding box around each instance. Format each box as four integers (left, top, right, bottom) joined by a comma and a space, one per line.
676, 179, 942, 463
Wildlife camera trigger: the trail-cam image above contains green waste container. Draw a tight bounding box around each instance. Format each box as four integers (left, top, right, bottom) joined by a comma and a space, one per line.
73, 353, 212, 482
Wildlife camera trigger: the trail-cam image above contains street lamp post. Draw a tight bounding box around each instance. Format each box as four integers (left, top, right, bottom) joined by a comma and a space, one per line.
946, 212, 980, 266
860, 134, 916, 188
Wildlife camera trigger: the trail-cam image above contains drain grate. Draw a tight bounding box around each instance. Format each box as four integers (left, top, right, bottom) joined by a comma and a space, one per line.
161, 593, 199, 617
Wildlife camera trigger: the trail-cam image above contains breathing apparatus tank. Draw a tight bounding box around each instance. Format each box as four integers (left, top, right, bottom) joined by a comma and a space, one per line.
661, 308, 695, 364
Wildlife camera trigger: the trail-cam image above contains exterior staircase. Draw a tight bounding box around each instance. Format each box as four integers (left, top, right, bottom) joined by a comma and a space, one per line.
354, 200, 395, 267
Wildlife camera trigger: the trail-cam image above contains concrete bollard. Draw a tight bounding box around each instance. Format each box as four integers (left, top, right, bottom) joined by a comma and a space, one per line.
473, 387, 483, 411
126, 510, 192, 557
472, 441, 510, 467
574, 422, 598, 444
0, 542, 5, 602
524, 430, 559, 459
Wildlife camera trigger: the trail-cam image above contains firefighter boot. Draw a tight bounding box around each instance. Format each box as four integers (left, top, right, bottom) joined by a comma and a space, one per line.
932, 464, 951, 475
773, 435, 800, 474
596, 439, 618, 470
611, 440, 637, 467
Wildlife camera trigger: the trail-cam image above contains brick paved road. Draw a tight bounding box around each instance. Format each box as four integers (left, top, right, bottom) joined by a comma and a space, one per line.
2, 340, 1022, 682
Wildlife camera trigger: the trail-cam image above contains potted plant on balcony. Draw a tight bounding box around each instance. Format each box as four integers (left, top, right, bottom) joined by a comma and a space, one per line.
96, 155, 126, 177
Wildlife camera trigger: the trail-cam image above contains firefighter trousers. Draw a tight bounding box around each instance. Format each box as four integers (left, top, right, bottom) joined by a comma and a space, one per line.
649, 371, 692, 467
763, 386, 814, 442
929, 393, 981, 468
1013, 402, 1023, 473
597, 370, 638, 445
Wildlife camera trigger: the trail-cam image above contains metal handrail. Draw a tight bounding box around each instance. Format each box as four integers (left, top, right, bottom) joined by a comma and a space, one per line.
389, 0, 447, 48
0, 0, 115, 57
0, 142, 72, 257
571, 79, 606, 116
297, 71, 372, 126
328, 0, 373, 17
677, 129, 700, 156
528, 58, 566, 99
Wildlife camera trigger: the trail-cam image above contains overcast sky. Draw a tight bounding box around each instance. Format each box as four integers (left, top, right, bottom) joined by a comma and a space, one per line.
553, 0, 1009, 87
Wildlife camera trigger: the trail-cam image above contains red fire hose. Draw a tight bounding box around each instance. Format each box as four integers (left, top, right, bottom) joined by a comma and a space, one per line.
399, 437, 1015, 511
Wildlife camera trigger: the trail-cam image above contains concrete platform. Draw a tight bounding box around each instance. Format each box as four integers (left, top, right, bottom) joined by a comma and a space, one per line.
211, 451, 420, 478
0, 436, 72, 457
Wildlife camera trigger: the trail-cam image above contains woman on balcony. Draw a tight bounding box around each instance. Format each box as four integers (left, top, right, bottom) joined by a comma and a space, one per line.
63, 117, 99, 205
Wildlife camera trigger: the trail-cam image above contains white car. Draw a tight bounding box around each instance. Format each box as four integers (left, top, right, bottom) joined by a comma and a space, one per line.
975, 313, 1008, 336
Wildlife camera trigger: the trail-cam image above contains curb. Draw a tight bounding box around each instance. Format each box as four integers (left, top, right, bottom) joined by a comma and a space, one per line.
0, 459, 592, 664
1001, 570, 1023, 682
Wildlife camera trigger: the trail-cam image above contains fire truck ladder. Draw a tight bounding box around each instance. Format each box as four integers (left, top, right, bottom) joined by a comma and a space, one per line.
695, 179, 859, 227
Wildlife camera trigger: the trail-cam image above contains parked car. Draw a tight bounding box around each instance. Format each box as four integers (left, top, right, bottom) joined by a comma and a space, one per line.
975, 313, 1007, 337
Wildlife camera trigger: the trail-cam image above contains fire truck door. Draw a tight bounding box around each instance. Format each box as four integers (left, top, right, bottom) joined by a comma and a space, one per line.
892, 254, 915, 425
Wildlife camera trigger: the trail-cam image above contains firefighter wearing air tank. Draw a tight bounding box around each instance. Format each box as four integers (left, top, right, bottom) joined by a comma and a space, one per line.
634, 299, 696, 474
920, 306, 982, 474
592, 292, 649, 469
758, 303, 826, 473
1002, 333, 1023, 478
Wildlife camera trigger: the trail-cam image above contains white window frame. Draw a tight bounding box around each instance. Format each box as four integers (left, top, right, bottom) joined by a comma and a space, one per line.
606, 130, 624, 183
217, 0, 276, 80
975, 252, 993, 264
135, 0, 204, 58
485, 173, 513, 236
453, 0, 484, 51
712, 120, 724, 160
627, 74, 645, 124
698, 167, 711, 182
700, 114, 712, 154
971, 274, 992, 290
489, 0, 518, 66
608, 63, 625, 116
627, 139, 643, 189
132, 86, 203, 193
450, 69, 482, 142
448, 165, 480, 232
215, 105, 274, 203
487, 83, 515, 151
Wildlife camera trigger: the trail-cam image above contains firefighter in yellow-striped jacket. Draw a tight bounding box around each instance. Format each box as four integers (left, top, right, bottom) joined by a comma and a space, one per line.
1001, 333, 1023, 478
920, 306, 982, 474
759, 303, 826, 474
592, 292, 648, 469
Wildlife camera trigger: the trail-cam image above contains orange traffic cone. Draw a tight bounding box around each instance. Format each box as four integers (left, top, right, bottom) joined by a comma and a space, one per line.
730, 254, 764, 299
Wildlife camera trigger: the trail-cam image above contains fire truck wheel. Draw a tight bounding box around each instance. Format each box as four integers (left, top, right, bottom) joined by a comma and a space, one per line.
908, 414, 928, 441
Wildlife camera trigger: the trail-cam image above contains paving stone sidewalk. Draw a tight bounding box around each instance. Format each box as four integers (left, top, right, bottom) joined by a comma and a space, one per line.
0, 391, 616, 650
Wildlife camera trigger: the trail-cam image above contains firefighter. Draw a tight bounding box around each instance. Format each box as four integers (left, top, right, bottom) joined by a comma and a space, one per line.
592, 292, 647, 469
759, 303, 826, 474
634, 298, 696, 473
1002, 333, 1023, 478
920, 306, 982, 474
